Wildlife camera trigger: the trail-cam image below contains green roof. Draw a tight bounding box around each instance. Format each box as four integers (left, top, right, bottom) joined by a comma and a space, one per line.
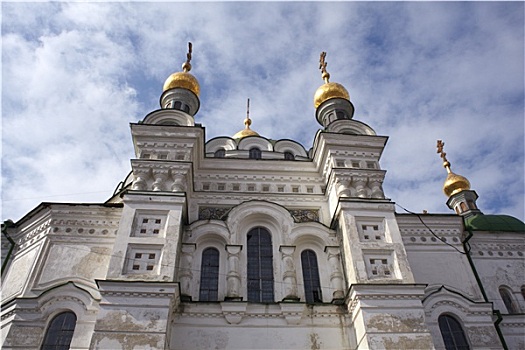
464, 214, 525, 233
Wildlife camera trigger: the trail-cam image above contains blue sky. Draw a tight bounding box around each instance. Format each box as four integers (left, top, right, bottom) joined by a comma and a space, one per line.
2, 2, 524, 222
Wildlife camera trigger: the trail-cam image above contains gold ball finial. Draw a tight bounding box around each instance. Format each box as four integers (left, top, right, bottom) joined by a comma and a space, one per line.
436, 140, 471, 197
314, 51, 350, 109
163, 42, 200, 95
233, 98, 260, 139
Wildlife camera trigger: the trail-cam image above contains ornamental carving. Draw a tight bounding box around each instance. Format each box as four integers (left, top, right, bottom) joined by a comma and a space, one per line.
198, 207, 232, 220
289, 209, 319, 223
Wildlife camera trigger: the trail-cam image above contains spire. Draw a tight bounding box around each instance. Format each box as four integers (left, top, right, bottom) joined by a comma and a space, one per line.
437, 140, 481, 216
232, 98, 260, 139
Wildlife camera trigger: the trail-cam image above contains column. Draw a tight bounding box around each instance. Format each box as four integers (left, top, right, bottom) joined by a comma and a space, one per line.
280, 246, 299, 301
325, 246, 345, 302
225, 245, 242, 301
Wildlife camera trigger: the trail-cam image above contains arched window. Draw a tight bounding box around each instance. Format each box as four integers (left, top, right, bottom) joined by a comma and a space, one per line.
499, 287, 519, 314
336, 110, 347, 120
284, 151, 295, 160
438, 314, 470, 350
249, 147, 261, 160
199, 248, 220, 301
247, 227, 274, 302
41, 311, 77, 350
173, 101, 182, 110
301, 250, 322, 303
521, 285, 525, 300
214, 148, 226, 158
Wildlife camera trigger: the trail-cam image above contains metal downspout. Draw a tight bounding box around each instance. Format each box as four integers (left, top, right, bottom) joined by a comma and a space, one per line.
463, 226, 508, 350
1, 220, 16, 275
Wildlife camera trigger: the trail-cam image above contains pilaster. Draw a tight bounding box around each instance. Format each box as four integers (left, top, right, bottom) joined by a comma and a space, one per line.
348, 284, 434, 350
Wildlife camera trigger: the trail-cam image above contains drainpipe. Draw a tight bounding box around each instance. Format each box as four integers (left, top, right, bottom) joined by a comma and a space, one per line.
463, 226, 508, 350
1, 220, 16, 275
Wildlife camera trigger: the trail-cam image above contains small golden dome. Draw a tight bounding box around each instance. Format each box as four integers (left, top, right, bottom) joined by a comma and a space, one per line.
314, 51, 350, 109
162, 42, 200, 96
314, 82, 350, 109
162, 71, 200, 96
233, 117, 259, 139
443, 170, 471, 197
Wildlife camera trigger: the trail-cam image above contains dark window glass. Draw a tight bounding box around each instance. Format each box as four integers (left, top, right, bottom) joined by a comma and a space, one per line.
41, 312, 77, 350
301, 250, 323, 303
438, 315, 470, 350
336, 110, 347, 120
173, 101, 182, 110
183, 104, 190, 113
249, 147, 261, 160
214, 148, 226, 158
199, 248, 220, 301
499, 287, 519, 314
284, 151, 295, 160
247, 227, 274, 302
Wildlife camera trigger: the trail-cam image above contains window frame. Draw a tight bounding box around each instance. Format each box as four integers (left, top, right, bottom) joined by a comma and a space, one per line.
301, 249, 323, 303
249, 147, 262, 160
41, 311, 77, 350
199, 247, 220, 301
247, 227, 274, 302
438, 314, 470, 350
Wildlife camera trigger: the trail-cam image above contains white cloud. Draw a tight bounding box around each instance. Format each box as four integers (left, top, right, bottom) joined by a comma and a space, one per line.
2, 2, 523, 222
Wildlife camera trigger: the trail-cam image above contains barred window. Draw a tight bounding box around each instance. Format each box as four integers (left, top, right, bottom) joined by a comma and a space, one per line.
41, 312, 77, 350
247, 227, 274, 302
199, 248, 220, 301
214, 148, 226, 158
249, 147, 261, 160
438, 314, 470, 350
301, 250, 323, 303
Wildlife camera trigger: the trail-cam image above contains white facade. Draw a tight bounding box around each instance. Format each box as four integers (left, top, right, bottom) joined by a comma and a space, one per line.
2, 53, 524, 350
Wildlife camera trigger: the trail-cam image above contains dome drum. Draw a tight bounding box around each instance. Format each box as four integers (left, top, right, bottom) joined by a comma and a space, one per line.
160, 88, 200, 117
315, 98, 355, 128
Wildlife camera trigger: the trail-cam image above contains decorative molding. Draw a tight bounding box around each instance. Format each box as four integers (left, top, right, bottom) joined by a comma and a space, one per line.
198, 207, 232, 220
289, 209, 319, 223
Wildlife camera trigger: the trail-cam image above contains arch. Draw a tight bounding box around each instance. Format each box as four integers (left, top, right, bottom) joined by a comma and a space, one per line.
273, 140, 308, 158
284, 151, 295, 160
226, 201, 293, 246
247, 227, 274, 302
499, 286, 519, 314
301, 249, 322, 303
326, 119, 377, 136
205, 137, 237, 154
238, 136, 273, 152
199, 248, 220, 301
141, 109, 194, 126
438, 314, 470, 350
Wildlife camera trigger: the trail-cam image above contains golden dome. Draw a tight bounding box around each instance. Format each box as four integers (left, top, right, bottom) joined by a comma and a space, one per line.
162, 42, 200, 96
436, 140, 471, 197
233, 117, 259, 139
443, 169, 471, 197
163, 71, 200, 96
314, 82, 350, 109
314, 51, 350, 109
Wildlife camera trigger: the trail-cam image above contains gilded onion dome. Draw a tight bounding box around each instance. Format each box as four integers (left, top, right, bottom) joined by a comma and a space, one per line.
314, 52, 350, 109
437, 140, 471, 197
233, 99, 260, 139
163, 42, 200, 96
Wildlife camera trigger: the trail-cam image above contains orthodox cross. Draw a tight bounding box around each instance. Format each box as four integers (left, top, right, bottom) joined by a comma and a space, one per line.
319, 51, 330, 83
436, 140, 448, 163
183, 42, 192, 72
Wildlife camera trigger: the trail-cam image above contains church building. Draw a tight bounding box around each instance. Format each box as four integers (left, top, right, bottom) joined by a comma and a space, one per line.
2, 44, 524, 350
